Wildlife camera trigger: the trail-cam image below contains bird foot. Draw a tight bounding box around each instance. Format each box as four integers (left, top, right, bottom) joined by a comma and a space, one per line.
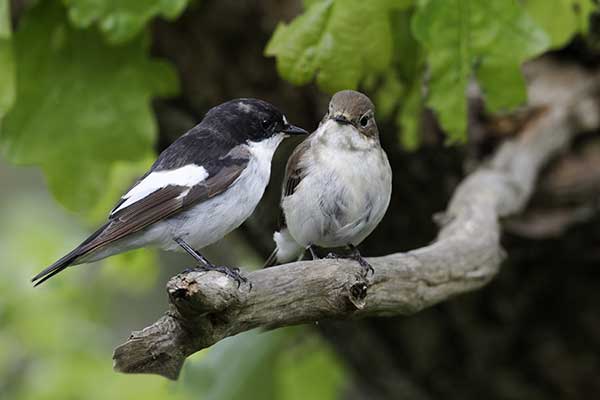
182, 265, 251, 290
324, 251, 373, 277
352, 255, 374, 278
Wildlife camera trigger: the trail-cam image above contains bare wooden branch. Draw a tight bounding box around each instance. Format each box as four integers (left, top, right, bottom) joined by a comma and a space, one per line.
113, 61, 600, 380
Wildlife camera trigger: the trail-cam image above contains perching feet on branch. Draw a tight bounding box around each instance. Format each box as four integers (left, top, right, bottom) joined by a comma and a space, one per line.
181, 265, 250, 289
177, 237, 251, 289
309, 244, 374, 278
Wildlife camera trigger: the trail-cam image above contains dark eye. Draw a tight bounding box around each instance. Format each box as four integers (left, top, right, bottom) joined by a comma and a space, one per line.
262, 119, 272, 130
359, 115, 370, 127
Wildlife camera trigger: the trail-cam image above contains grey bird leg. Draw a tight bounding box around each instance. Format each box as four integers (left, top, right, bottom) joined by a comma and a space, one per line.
174, 237, 250, 289
347, 244, 374, 277
307, 244, 320, 260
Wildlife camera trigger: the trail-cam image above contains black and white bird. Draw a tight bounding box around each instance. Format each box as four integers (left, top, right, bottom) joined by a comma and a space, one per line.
267, 90, 392, 273
32, 98, 307, 287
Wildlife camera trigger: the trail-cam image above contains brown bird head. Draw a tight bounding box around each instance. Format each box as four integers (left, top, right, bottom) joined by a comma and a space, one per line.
326, 90, 378, 138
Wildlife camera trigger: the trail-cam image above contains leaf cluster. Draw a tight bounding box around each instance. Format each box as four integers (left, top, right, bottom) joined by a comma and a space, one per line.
266, 0, 598, 147
0, 0, 184, 212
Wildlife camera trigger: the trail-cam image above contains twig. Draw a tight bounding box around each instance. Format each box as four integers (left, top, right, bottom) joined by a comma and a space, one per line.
112, 60, 600, 380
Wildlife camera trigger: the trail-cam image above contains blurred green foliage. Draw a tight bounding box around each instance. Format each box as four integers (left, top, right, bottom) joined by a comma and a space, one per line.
0, 0, 14, 123
265, 0, 407, 93
63, 0, 189, 43
412, 0, 549, 142
179, 328, 346, 400
525, 0, 596, 47
0, 164, 179, 400
266, 0, 598, 145
0, 1, 177, 212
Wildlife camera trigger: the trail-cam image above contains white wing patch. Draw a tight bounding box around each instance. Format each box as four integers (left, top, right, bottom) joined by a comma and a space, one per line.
111, 164, 209, 215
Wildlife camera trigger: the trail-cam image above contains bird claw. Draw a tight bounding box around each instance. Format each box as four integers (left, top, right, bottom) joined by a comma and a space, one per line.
324, 251, 373, 277
211, 265, 250, 290
306, 244, 373, 278
355, 257, 374, 278
181, 265, 251, 290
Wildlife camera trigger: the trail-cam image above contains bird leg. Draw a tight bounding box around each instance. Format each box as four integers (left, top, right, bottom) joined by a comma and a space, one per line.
307, 244, 320, 260
174, 238, 250, 288
323, 245, 374, 277
347, 244, 374, 277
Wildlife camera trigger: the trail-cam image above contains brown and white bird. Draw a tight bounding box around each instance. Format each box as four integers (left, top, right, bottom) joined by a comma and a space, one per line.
267, 90, 392, 273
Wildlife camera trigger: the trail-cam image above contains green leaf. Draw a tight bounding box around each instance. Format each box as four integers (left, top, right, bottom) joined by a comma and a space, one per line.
0, 1, 178, 211
476, 62, 527, 112
0, 0, 15, 122
63, 0, 189, 43
524, 0, 597, 48
266, 0, 398, 93
398, 73, 423, 150
374, 71, 406, 120
412, 0, 550, 142
391, 8, 421, 82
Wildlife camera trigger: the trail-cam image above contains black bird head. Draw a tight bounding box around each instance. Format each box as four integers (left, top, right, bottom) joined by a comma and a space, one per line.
205, 98, 307, 143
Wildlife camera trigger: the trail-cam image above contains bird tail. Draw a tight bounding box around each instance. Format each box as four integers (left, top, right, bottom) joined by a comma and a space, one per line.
31, 248, 82, 287
31, 223, 108, 286
263, 228, 304, 268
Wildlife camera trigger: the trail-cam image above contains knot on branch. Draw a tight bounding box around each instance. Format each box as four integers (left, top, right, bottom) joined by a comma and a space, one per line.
347, 279, 369, 310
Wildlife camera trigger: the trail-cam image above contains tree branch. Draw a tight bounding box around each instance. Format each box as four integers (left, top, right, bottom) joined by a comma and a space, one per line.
113, 60, 600, 380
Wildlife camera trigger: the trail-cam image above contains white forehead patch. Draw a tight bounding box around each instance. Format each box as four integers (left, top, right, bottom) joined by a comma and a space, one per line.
237, 102, 253, 113
282, 115, 289, 125
111, 164, 208, 215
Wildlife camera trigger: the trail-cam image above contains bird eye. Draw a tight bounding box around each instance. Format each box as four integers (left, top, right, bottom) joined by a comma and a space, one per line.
359, 115, 370, 127
262, 119, 272, 130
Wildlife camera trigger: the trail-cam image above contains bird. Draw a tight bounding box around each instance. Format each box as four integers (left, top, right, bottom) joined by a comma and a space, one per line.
266, 90, 392, 274
32, 98, 307, 287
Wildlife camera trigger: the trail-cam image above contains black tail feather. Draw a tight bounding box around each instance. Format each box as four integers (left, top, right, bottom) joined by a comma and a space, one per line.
31, 249, 82, 287
32, 223, 110, 287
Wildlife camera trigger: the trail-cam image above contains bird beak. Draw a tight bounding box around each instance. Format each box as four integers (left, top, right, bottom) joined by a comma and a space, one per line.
332, 114, 351, 125
282, 123, 308, 136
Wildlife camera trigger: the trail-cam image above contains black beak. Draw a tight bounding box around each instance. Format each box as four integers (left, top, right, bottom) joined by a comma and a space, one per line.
282, 123, 308, 136
333, 115, 351, 125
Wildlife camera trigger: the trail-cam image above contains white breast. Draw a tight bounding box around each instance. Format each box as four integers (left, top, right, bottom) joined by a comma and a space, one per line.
283, 121, 392, 248
153, 134, 286, 251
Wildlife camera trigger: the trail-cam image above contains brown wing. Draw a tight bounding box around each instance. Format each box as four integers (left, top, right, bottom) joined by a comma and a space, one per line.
80, 163, 246, 254
282, 137, 311, 197
277, 137, 312, 229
